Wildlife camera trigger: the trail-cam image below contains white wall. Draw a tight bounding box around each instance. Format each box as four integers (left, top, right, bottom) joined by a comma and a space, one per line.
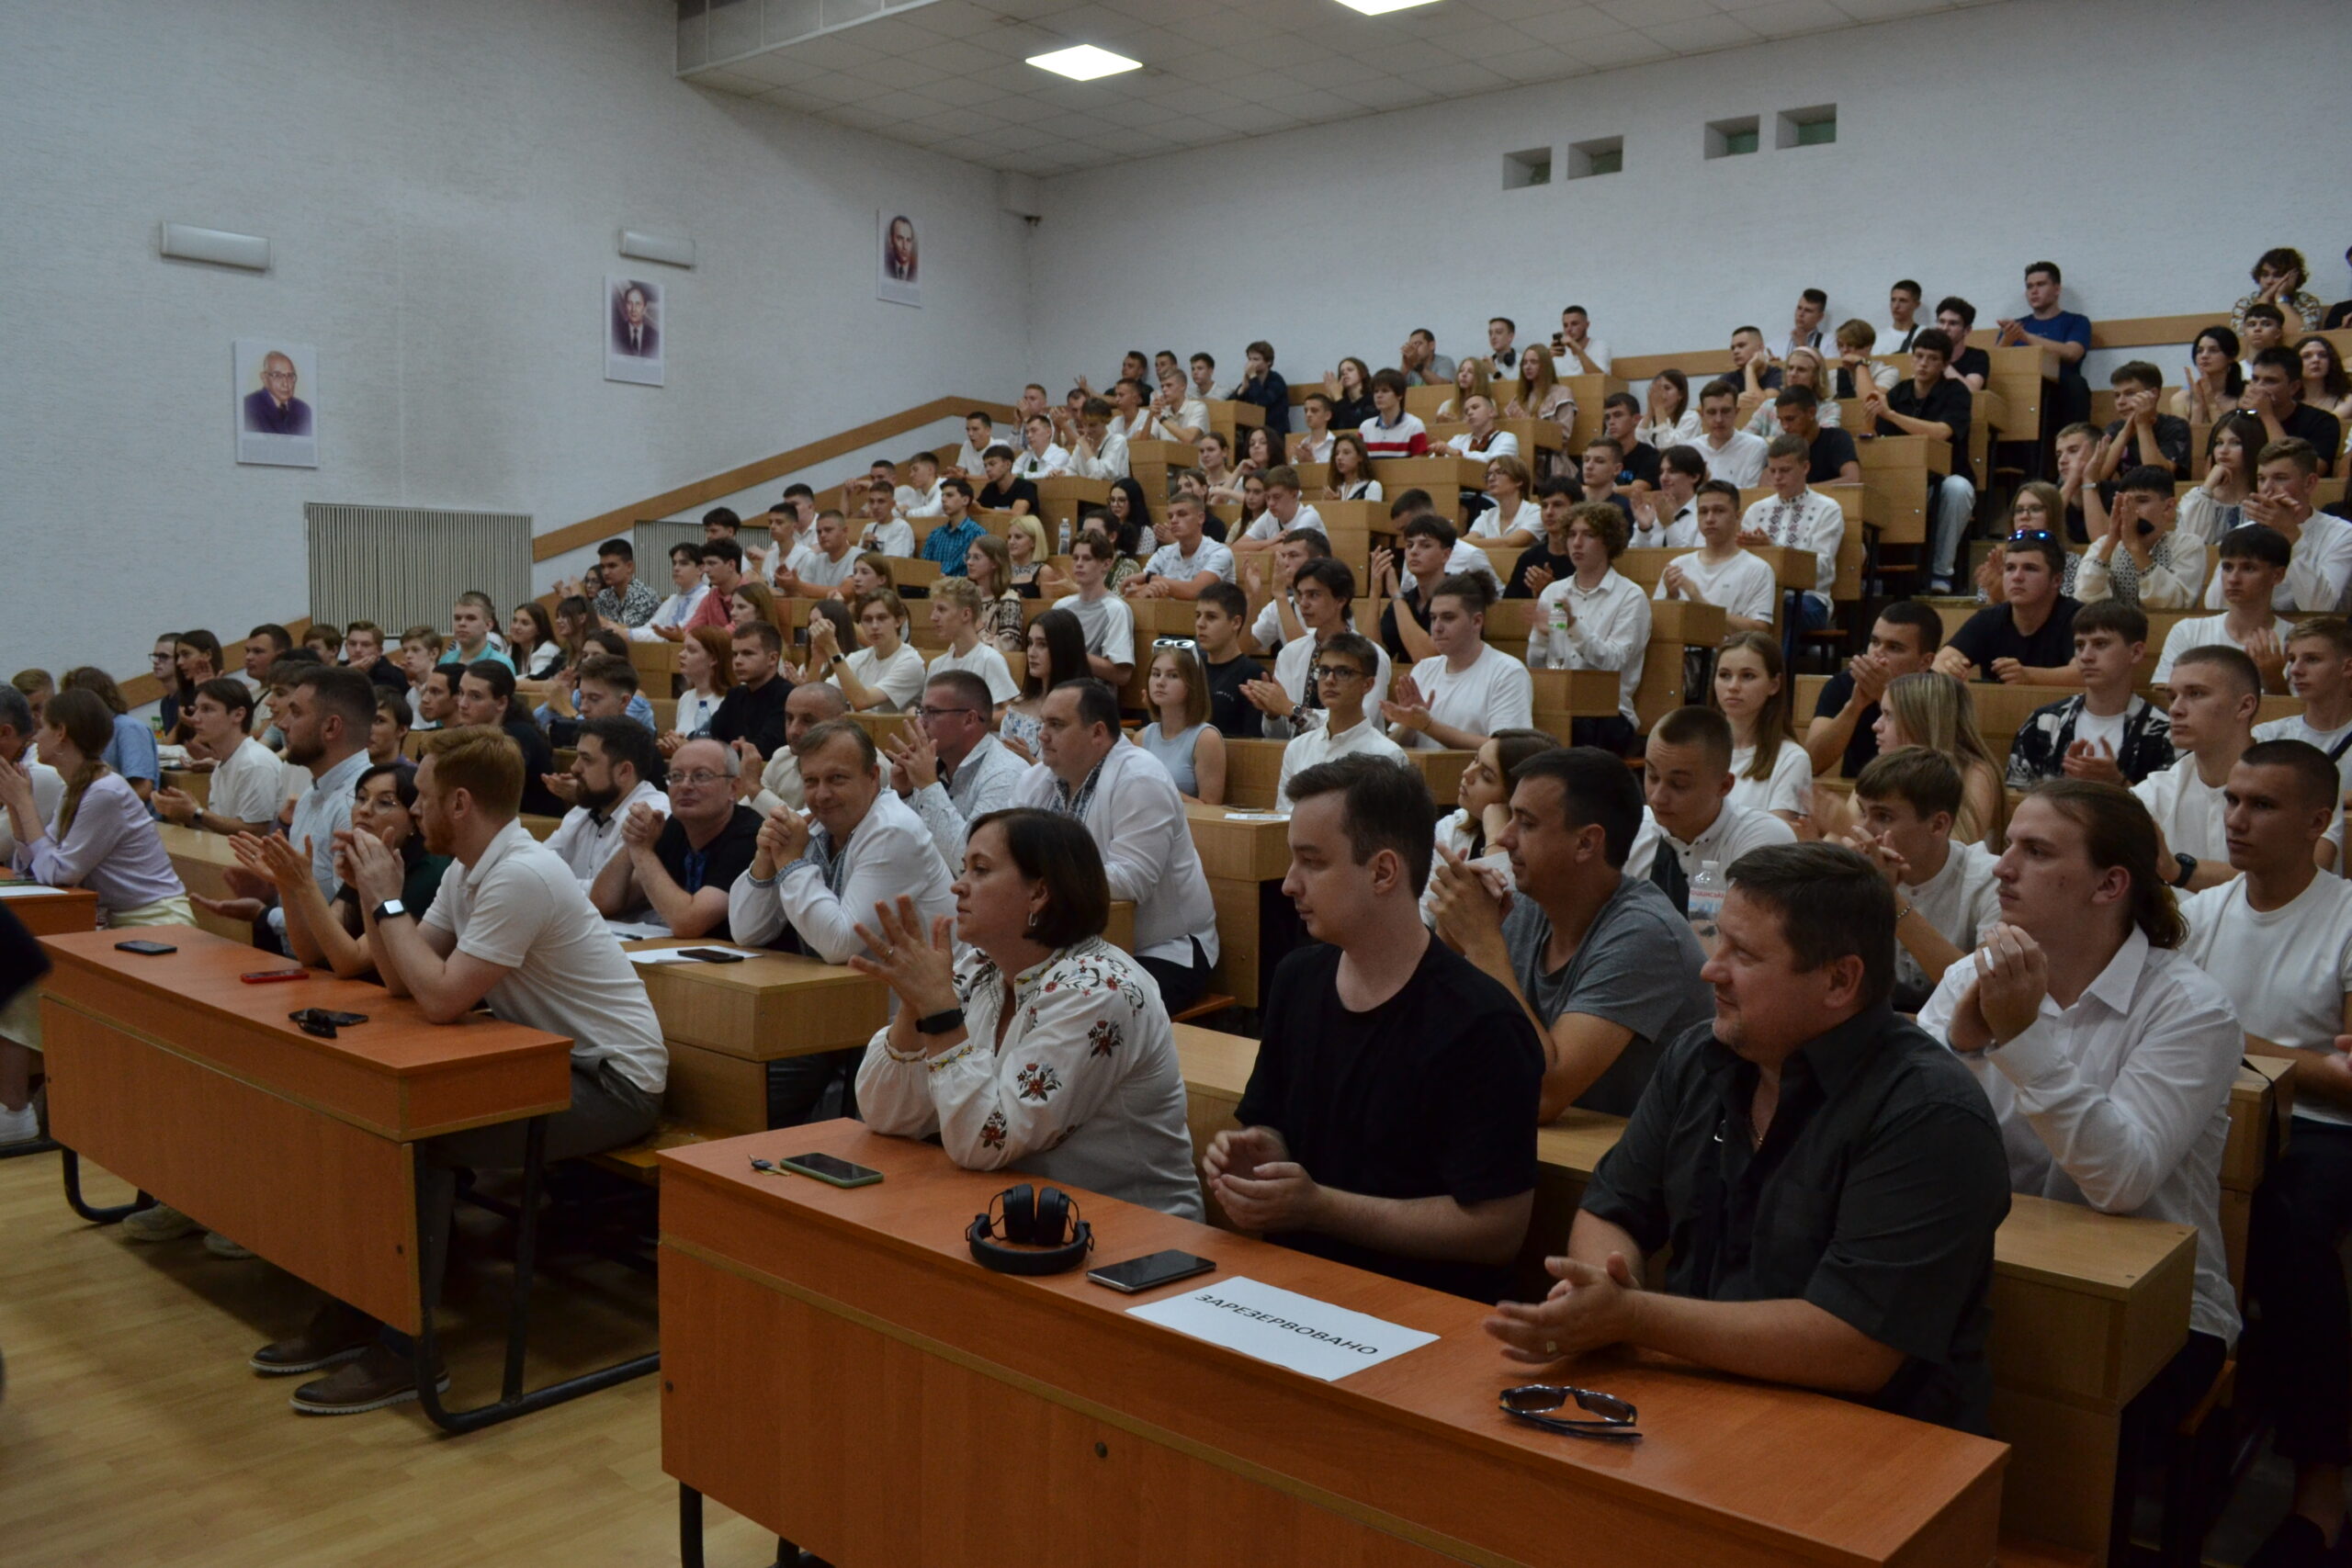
0, 0, 1030, 680
1027, 0, 2351, 389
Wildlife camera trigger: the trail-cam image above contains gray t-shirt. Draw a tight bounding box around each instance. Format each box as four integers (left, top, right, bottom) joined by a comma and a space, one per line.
1499, 875, 1712, 1116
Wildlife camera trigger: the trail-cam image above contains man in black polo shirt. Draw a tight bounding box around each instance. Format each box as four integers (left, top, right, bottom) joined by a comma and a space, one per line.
1804, 602, 1942, 780
707, 621, 793, 760
1208, 756, 1544, 1302
1485, 843, 2010, 1432
974, 444, 1040, 516
1774, 388, 1860, 485
1600, 396, 1662, 491
1866, 327, 1977, 596
589, 738, 762, 940
1934, 533, 2082, 684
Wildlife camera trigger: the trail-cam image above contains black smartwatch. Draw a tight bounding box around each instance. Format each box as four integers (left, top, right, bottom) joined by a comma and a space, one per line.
2169, 853, 2198, 889
914, 1006, 966, 1036
371, 897, 409, 924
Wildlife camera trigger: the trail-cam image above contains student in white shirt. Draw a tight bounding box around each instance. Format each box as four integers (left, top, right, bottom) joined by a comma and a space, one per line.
1838, 746, 2002, 1011
1531, 500, 1650, 752
949, 411, 996, 477
1012, 413, 1069, 479
856, 505, 918, 560
1626, 446, 1705, 550
888, 670, 1029, 868
1276, 633, 1408, 807
1655, 479, 1777, 634
891, 452, 944, 520
1052, 535, 1138, 686
2137, 644, 2277, 892
1467, 454, 1539, 547
1321, 431, 1383, 503
630, 543, 711, 643
813, 588, 927, 713
1693, 377, 1769, 488
1739, 435, 1846, 632
271, 726, 667, 1412
1382, 573, 1533, 752
1104, 378, 1157, 445
2204, 437, 2352, 615
541, 717, 666, 887
777, 511, 863, 597
152, 678, 282, 835
1634, 368, 1702, 452
1238, 466, 1326, 549
2260, 617, 2352, 833
2155, 523, 2293, 686
1918, 782, 2241, 1543
1554, 305, 1611, 374
2177, 742, 2352, 1563
1627, 705, 1797, 934
1768, 288, 1829, 363
1125, 493, 1234, 602
1148, 370, 1208, 445
2075, 466, 2207, 611
1009, 680, 1222, 1012
1713, 632, 1812, 826
924, 577, 1021, 712
1446, 392, 1521, 466
1289, 393, 1336, 465
1066, 396, 1130, 482
1245, 558, 1393, 739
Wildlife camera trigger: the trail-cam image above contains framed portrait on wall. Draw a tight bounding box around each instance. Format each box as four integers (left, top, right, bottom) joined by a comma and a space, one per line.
606, 275, 665, 386
234, 339, 319, 468
876, 210, 920, 308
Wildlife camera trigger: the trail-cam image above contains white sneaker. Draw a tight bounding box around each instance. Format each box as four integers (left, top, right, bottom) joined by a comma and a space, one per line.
120, 1202, 201, 1243
203, 1232, 254, 1260
0, 1103, 39, 1145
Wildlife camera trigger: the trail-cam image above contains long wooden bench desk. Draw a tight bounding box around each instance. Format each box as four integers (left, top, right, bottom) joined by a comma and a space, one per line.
660, 1119, 2007, 1568
1175, 1023, 2194, 1562
37, 925, 651, 1431
0, 880, 100, 936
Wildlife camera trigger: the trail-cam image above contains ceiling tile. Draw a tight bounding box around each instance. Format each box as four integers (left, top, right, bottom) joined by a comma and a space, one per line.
1576, 29, 1675, 65
1641, 14, 1763, 51
1737, 0, 1855, 31
1597, 0, 1719, 24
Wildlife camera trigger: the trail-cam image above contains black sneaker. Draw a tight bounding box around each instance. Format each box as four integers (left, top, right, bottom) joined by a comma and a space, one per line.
250, 1301, 379, 1376
288, 1342, 447, 1416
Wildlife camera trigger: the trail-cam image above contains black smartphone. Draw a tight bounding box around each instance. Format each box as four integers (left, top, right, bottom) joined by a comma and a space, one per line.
1086, 1249, 1216, 1294
777, 1152, 884, 1189
114, 940, 177, 955
679, 948, 747, 964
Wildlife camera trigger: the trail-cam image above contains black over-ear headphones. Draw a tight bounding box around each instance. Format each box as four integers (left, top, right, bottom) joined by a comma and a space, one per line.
967, 1182, 1093, 1275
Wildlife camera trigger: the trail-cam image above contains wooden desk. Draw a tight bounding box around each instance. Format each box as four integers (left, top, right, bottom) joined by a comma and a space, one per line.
1218, 739, 1473, 815
660, 1120, 2006, 1568
1202, 399, 1262, 446
1176, 1024, 2191, 1562
629, 637, 684, 696
1370, 455, 1487, 499
1034, 476, 1110, 533
157, 821, 253, 944
1183, 805, 1291, 1008
36, 927, 637, 1430
0, 882, 100, 936
1426, 416, 1565, 456
160, 766, 211, 808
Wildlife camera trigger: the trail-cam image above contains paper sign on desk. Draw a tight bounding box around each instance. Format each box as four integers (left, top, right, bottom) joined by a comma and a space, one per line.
1126, 1275, 1439, 1382
0, 885, 69, 899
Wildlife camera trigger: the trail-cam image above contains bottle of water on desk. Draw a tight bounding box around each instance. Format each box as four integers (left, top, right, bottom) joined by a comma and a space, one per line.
1687, 860, 1726, 956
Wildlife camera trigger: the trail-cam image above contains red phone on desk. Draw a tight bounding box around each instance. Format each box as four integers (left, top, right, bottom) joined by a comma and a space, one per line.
242, 969, 307, 983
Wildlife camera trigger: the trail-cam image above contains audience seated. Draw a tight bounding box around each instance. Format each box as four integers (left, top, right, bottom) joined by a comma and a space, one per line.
1009, 680, 1220, 1011
891, 670, 1029, 865
2259, 618, 2352, 812
1190, 582, 1264, 739
1693, 378, 1767, 487
1506, 477, 1589, 597
1251, 559, 1393, 739
923, 578, 1019, 713
854, 806, 1203, 1216
2005, 602, 2174, 787
1934, 533, 2081, 684
590, 738, 761, 940
1275, 632, 1408, 801
1432, 745, 1708, 1120
812, 590, 923, 714
1, 687, 188, 928
1136, 643, 1225, 805
2143, 645, 2333, 889
1773, 388, 1861, 486
1207, 755, 1542, 1300
1630, 706, 1798, 929
1220, 340, 1290, 434
1125, 494, 1235, 603
1490, 841, 2010, 1433
455, 660, 562, 818
252, 726, 667, 1414
1359, 367, 1428, 459
1421, 728, 1555, 928
259, 763, 452, 982
0, 686, 62, 867
2242, 352, 2343, 478
1052, 535, 1138, 685
1996, 261, 2094, 425
2212, 439, 2350, 613
1384, 573, 1533, 752
745, 680, 849, 816
2094, 362, 2192, 482
1838, 748, 2001, 1011
1531, 502, 1649, 753
2159, 524, 2293, 687
1627, 446, 1702, 550
153, 677, 280, 835
1554, 305, 1612, 375
1598, 396, 1660, 492
1656, 480, 1776, 636
2078, 465, 2210, 609
1713, 633, 1812, 825
1739, 436, 1847, 635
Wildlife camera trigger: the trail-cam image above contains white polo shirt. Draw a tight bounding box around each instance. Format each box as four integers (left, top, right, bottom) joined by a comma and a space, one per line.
209, 736, 289, 826
1397, 645, 1533, 750
927, 640, 1020, 705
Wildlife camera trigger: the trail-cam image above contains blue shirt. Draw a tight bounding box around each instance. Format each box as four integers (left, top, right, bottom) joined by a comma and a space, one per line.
2018, 310, 2091, 378
107, 714, 160, 786
921, 516, 987, 574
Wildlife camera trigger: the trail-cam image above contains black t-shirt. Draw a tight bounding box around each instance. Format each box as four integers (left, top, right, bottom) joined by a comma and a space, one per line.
1505, 541, 1576, 599
1951, 347, 1991, 386
1812, 670, 1881, 780
1946, 598, 2080, 681
2282, 402, 2345, 473
2324, 300, 2352, 332
1377, 581, 1438, 663
978, 476, 1040, 513
1616, 441, 1662, 491
1804, 426, 1860, 484
1329, 393, 1374, 428
652, 806, 764, 940
503, 718, 564, 818
1883, 377, 1974, 483
708, 675, 793, 759
2100, 413, 2192, 478
1203, 653, 1264, 739
1237, 938, 1544, 1301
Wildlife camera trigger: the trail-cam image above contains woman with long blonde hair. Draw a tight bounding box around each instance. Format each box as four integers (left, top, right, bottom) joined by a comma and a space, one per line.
1436, 359, 1492, 422
1874, 671, 2007, 843
963, 533, 1027, 652
1504, 343, 1578, 446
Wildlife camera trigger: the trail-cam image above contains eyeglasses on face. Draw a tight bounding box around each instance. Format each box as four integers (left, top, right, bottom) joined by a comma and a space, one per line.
1310, 664, 1368, 682
670, 770, 729, 788
1498, 1383, 1640, 1441
917, 705, 980, 722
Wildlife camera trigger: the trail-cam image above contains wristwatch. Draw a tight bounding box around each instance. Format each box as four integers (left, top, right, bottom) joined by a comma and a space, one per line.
914, 1006, 966, 1036
2169, 854, 2198, 889
371, 897, 409, 924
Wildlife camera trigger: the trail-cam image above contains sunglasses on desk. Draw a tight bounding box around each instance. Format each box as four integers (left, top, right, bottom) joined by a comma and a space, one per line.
1499, 1383, 1641, 1441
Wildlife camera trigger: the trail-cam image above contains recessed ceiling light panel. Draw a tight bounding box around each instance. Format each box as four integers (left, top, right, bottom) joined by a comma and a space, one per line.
1334, 0, 1442, 15
1025, 44, 1142, 81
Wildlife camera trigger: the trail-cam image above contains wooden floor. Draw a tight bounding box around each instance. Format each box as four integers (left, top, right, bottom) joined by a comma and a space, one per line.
0, 1147, 771, 1568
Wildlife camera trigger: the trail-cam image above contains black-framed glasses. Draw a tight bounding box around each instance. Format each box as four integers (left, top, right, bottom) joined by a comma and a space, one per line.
1499, 1383, 1640, 1441
1310, 664, 1368, 682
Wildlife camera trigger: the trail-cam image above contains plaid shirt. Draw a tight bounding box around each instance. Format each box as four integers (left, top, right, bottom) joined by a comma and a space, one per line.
2005, 694, 2174, 788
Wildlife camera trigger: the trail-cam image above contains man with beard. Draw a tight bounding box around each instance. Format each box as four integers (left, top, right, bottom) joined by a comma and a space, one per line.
542, 717, 668, 887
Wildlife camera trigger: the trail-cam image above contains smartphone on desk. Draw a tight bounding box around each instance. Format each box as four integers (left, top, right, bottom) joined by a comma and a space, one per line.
677, 948, 746, 964
114, 940, 177, 955
1087, 1250, 1215, 1294
777, 1152, 884, 1189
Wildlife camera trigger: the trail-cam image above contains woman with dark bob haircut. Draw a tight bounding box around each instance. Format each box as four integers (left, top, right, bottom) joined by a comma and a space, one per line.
850, 807, 1204, 1218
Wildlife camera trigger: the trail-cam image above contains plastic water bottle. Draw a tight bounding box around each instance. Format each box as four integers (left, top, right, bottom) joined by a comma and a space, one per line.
1057, 520, 1072, 555
1687, 860, 1726, 955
